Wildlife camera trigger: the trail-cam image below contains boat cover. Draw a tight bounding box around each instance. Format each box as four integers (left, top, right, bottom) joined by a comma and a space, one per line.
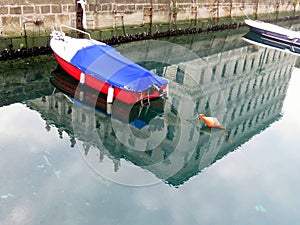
70, 44, 168, 92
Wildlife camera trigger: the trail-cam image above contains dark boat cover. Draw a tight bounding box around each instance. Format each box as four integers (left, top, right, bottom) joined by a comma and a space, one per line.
70, 44, 168, 92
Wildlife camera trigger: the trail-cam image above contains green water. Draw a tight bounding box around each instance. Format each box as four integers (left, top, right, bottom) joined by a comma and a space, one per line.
1, 26, 300, 225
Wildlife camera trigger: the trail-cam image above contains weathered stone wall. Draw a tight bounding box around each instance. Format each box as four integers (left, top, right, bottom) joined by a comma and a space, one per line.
0, 0, 299, 35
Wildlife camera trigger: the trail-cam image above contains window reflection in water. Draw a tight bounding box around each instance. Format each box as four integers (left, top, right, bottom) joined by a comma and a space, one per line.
21, 34, 297, 186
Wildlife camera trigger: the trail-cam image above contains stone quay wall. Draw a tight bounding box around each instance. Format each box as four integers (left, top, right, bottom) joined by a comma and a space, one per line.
0, 0, 299, 35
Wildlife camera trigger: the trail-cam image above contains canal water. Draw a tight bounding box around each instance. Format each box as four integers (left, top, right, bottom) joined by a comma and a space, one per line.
1, 26, 300, 225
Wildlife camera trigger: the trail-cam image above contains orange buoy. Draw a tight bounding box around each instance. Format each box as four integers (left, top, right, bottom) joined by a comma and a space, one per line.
199, 114, 222, 129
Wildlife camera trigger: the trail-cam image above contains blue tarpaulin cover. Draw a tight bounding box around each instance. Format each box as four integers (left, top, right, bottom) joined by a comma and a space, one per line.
70, 44, 168, 92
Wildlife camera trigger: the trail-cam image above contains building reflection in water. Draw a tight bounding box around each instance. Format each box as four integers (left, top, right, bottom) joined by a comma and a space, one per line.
26, 35, 297, 186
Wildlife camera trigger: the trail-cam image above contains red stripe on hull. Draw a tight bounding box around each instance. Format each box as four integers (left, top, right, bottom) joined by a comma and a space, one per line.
53, 53, 166, 104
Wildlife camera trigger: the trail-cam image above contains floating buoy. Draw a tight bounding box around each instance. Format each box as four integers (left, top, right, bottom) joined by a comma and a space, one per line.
199, 114, 222, 129
185, 114, 234, 145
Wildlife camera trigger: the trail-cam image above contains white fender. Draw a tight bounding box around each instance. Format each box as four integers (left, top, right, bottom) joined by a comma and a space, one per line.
79, 90, 84, 101
106, 103, 112, 115
80, 72, 85, 84
107, 86, 114, 103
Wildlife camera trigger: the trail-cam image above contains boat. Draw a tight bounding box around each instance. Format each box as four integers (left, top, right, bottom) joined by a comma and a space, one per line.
50, 25, 168, 104
244, 19, 300, 54
242, 31, 300, 55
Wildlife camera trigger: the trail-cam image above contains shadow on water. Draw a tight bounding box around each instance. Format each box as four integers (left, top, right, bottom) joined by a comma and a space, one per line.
0, 25, 298, 187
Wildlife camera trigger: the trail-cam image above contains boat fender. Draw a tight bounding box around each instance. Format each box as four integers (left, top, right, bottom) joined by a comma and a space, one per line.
80, 72, 85, 84
166, 85, 169, 98
79, 90, 84, 102
107, 86, 114, 103
106, 103, 112, 115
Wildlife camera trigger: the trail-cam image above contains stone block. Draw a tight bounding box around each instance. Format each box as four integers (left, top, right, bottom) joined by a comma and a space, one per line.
43, 14, 55, 27
0, 7, 9, 15
2, 16, 21, 34
10, 7, 22, 15
179, 0, 193, 3
102, 4, 112, 11
23, 6, 34, 14
89, 4, 97, 12
56, 14, 70, 26
2, 16, 19, 26
153, 0, 169, 4
68, 5, 75, 13
96, 0, 111, 3
155, 4, 169, 10
52, 5, 62, 14
56, 0, 73, 4
117, 5, 126, 12
135, 4, 144, 10
41, 5, 50, 14
96, 4, 103, 13
44, 15, 55, 23
35, 6, 41, 14
62, 5, 68, 13
95, 12, 114, 28
127, 4, 135, 11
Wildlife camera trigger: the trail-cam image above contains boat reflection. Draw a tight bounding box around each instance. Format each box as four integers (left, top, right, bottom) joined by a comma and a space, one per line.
50, 66, 166, 130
